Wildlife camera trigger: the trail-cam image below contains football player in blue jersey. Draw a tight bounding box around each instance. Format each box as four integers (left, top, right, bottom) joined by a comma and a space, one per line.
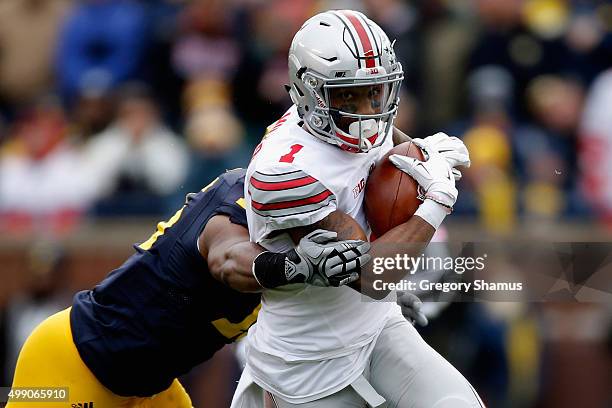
6, 169, 374, 408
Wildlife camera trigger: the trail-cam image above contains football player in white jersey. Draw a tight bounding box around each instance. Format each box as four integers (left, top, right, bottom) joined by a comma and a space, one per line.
232, 10, 484, 408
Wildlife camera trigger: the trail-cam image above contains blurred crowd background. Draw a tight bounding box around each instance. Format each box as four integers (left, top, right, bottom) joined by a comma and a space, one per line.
0, 0, 611, 407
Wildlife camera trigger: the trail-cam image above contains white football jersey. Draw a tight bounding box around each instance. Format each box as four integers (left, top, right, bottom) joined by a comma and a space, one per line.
244, 105, 402, 402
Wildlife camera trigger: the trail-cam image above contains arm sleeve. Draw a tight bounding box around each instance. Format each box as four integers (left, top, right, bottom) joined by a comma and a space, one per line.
246, 164, 337, 243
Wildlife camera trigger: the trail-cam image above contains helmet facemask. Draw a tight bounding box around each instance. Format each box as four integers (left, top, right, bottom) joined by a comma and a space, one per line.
302, 67, 403, 153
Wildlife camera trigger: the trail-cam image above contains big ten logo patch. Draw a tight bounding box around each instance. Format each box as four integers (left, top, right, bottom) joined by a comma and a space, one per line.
353, 178, 366, 198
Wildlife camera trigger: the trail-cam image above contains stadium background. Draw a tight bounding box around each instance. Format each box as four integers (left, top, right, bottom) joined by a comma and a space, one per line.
0, 0, 611, 406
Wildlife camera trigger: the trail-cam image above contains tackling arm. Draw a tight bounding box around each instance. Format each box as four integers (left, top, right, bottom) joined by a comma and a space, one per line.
200, 215, 370, 293
199, 215, 264, 293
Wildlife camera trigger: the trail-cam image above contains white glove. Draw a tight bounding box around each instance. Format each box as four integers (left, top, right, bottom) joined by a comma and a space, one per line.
293, 230, 371, 287
389, 145, 457, 210
412, 132, 471, 180
397, 292, 428, 327
389, 143, 458, 229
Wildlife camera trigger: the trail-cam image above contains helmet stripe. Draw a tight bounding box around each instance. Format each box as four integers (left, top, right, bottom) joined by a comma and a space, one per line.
361, 14, 383, 66
340, 11, 376, 68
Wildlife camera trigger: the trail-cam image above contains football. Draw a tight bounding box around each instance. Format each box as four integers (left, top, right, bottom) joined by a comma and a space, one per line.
365, 141, 425, 237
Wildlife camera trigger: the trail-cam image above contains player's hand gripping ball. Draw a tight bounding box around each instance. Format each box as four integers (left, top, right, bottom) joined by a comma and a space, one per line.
364, 141, 424, 237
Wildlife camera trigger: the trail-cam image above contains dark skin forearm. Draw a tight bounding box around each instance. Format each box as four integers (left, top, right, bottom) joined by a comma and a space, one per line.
360, 215, 434, 299
199, 215, 264, 293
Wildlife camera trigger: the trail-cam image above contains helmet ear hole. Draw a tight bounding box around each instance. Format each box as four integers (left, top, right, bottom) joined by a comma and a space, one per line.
305, 105, 309, 112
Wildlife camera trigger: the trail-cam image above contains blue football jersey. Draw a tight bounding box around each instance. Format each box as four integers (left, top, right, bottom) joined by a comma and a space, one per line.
70, 169, 261, 397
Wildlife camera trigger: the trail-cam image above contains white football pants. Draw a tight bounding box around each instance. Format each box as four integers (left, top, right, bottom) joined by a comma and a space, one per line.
231, 313, 485, 408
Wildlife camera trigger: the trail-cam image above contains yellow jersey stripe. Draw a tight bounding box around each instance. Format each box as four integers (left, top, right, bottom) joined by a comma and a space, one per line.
201, 177, 219, 192
139, 207, 185, 250
139, 177, 221, 251
211, 304, 261, 340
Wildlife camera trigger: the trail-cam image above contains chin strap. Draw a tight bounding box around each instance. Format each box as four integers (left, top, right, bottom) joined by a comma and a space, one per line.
360, 136, 373, 152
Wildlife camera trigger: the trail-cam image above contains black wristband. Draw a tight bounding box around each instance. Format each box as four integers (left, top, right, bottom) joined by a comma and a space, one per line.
252, 251, 290, 289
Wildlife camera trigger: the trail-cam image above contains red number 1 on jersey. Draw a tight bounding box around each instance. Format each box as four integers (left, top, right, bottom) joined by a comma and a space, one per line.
279, 144, 304, 163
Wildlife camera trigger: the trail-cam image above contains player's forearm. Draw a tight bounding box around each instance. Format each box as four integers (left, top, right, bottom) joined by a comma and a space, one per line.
208, 242, 264, 293
295, 210, 434, 298
287, 210, 367, 243
358, 215, 435, 299
210, 240, 323, 292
